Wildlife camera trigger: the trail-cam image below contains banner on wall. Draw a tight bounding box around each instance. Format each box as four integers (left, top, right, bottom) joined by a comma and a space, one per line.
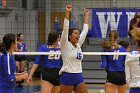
89, 9, 140, 38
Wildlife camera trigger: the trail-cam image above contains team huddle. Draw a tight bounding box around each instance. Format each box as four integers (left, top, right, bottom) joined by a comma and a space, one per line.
0, 4, 140, 93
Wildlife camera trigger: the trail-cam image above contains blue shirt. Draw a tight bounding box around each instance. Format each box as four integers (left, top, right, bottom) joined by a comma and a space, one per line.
0, 52, 16, 88
16, 42, 27, 57
34, 44, 62, 69
17, 42, 27, 52
101, 46, 126, 71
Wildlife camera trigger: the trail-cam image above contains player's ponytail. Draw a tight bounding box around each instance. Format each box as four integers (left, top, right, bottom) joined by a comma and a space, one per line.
100, 40, 111, 50
101, 30, 119, 50
109, 30, 119, 47
47, 31, 60, 45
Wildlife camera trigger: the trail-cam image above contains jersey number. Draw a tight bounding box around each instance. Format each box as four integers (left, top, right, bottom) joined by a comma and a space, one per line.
48, 50, 60, 60
76, 52, 82, 60
113, 50, 119, 60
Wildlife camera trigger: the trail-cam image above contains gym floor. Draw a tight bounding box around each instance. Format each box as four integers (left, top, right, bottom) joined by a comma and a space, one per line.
15, 78, 102, 93
15, 78, 129, 93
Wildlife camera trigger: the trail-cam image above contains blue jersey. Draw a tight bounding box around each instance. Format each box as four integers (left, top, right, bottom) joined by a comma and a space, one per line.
16, 42, 27, 57
0, 52, 16, 88
101, 46, 126, 71
17, 42, 27, 52
34, 44, 62, 69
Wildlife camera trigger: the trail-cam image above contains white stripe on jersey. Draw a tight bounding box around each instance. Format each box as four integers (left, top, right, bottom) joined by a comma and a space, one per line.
7, 53, 11, 74
125, 51, 140, 87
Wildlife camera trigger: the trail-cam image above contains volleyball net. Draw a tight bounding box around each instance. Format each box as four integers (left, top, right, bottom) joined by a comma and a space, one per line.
13, 51, 131, 83
13, 52, 129, 56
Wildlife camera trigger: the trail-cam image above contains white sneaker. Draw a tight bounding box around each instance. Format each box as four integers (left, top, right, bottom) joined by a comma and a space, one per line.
99, 89, 105, 93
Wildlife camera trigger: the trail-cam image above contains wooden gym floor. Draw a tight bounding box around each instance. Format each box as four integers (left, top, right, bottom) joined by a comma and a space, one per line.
15, 78, 129, 93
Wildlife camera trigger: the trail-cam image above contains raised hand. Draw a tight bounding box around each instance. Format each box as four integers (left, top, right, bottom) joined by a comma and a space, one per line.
66, 5, 72, 13
83, 8, 89, 24
83, 8, 89, 17
65, 5, 72, 20
27, 76, 32, 85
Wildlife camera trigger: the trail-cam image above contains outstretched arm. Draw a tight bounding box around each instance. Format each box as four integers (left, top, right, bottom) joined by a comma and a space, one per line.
27, 46, 43, 84
60, 5, 72, 47
79, 9, 89, 46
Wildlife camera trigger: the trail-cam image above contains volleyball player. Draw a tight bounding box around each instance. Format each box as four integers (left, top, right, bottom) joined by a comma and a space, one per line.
15, 33, 27, 87
59, 5, 89, 93
129, 12, 140, 38
15, 33, 27, 73
27, 31, 62, 93
0, 33, 27, 93
100, 30, 127, 93
125, 27, 140, 93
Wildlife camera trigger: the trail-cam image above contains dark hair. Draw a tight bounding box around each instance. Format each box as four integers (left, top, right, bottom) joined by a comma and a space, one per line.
131, 27, 140, 47
101, 30, 119, 50
136, 40, 140, 47
17, 33, 23, 41
0, 33, 16, 52
68, 28, 78, 41
47, 31, 60, 45
118, 41, 129, 49
0, 43, 5, 52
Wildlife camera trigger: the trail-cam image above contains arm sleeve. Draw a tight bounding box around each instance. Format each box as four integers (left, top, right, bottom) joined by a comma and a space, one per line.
34, 46, 43, 64
100, 49, 107, 68
125, 56, 131, 84
79, 24, 89, 47
2, 53, 16, 82
60, 18, 69, 47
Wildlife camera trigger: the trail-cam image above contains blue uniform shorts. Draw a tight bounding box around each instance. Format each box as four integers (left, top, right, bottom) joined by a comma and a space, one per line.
130, 88, 140, 93
0, 87, 15, 93
60, 72, 84, 86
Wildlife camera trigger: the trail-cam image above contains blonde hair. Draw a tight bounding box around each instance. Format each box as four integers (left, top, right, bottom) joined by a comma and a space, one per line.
108, 30, 119, 47
101, 30, 119, 50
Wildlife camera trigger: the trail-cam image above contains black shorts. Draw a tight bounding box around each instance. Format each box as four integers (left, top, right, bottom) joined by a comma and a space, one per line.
106, 71, 126, 86
41, 68, 60, 86
15, 56, 26, 62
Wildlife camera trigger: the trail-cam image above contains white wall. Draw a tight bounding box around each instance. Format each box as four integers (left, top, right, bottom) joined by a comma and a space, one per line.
1, 0, 140, 51
45, 0, 51, 41
0, 10, 16, 36
23, 10, 38, 51
48, 0, 140, 31
0, 18, 6, 36
0, 0, 38, 51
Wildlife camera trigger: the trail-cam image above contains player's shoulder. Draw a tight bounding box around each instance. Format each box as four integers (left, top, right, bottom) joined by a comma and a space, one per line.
117, 45, 126, 51
130, 50, 140, 55
0, 51, 8, 60
23, 42, 26, 45
125, 50, 140, 65
127, 50, 140, 58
